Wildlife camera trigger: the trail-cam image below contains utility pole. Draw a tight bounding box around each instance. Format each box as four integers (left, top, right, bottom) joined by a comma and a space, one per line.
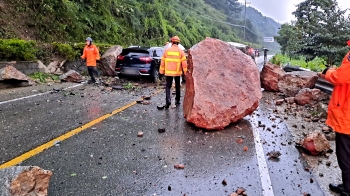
244, 0, 251, 40
244, 0, 246, 40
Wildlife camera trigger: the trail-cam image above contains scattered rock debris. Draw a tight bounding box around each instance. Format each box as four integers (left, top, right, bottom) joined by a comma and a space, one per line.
137, 131, 144, 137
174, 164, 185, 169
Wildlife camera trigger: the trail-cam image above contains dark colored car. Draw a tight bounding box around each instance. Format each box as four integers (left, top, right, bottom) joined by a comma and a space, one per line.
115, 46, 164, 82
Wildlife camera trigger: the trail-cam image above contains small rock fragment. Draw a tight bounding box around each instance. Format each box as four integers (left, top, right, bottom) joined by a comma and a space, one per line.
222, 179, 227, 186
174, 164, 185, 169
137, 132, 144, 137
236, 187, 246, 195
236, 138, 244, 144
243, 146, 248, 151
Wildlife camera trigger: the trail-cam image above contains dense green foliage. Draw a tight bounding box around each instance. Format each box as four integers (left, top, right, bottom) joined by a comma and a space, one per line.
0, 39, 37, 61
0, 0, 280, 50
276, 0, 350, 66
271, 53, 327, 72
0, 39, 112, 62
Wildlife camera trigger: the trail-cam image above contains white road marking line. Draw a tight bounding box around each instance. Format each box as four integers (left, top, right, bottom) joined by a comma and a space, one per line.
251, 114, 275, 196
0, 83, 84, 105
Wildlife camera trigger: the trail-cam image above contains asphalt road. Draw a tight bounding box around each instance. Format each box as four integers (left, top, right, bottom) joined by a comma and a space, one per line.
0, 56, 325, 196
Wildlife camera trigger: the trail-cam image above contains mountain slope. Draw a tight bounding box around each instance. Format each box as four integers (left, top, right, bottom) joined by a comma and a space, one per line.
0, 0, 280, 50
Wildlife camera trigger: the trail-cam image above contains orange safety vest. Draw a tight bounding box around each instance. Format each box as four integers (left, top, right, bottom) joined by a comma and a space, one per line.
160, 45, 187, 76
325, 51, 350, 134
81, 44, 100, 66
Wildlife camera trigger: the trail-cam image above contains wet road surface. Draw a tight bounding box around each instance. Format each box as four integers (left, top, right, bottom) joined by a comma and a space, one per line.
0, 57, 326, 196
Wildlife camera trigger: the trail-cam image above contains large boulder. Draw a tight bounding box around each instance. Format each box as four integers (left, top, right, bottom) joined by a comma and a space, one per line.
0, 65, 33, 87
260, 63, 285, 91
59, 70, 83, 83
0, 65, 29, 81
99, 45, 123, 76
0, 166, 52, 196
278, 71, 318, 97
183, 37, 262, 130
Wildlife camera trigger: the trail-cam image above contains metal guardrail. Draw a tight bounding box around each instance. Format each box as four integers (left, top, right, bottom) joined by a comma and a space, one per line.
315, 77, 333, 95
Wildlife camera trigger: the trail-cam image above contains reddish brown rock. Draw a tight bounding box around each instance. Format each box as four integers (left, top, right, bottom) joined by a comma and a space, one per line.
294, 88, 324, 106
59, 70, 83, 83
278, 71, 318, 97
301, 130, 330, 155
260, 63, 285, 91
183, 38, 262, 130
99, 45, 123, 76
9, 166, 52, 196
0, 65, 28, 81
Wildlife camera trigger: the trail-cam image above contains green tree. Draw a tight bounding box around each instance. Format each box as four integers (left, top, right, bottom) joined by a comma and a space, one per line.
292, 0, 350, 65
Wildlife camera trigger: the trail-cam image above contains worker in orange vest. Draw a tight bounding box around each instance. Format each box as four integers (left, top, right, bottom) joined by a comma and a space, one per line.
319, 40, 350, 196
160, 35, 187, 108
81, 37, 101, 84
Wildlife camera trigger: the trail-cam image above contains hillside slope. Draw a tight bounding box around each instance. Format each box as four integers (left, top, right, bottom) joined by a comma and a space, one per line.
0, 0, 280, 49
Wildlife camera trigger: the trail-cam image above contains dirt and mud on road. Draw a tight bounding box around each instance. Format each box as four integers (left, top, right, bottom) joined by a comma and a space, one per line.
260, 91, 339, 196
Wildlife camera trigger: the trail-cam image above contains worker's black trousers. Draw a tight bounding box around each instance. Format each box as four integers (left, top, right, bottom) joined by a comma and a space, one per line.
165, 76, 181, 104
336, 132, 350, 191
87, 66, 99, 82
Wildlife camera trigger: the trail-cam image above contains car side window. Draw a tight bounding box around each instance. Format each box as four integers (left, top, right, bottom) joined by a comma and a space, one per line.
152, 50, 158, 57
156, 49, 164, 57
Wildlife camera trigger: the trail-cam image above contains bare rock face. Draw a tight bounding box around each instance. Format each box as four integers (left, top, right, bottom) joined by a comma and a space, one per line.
278, 71, 318, 97
0, 65, 28, 81
37, 61, 50, 74
260, 63, 285, 91
301, 130, 330, 155
294, 88, 324, 106
0, 166, 52, 196
59, 70, 83, 83
99, 45, 123, 76
183, 37, 262, 130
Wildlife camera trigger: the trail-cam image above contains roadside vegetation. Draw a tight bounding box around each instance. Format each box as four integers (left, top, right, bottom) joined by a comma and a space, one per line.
28, 72, 60, 83
275, 0, 350, 67
270, 53, 327, 72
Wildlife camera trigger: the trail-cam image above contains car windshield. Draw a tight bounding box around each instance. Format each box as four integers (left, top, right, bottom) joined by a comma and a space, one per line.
121, 49, 149, 57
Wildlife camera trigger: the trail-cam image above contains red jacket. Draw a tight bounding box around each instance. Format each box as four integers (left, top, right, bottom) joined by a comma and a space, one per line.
81, 44, 100, 66
325, 51, 350, 134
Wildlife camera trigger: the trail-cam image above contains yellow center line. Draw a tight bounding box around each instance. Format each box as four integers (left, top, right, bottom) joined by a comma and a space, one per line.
0, 89, 163, 169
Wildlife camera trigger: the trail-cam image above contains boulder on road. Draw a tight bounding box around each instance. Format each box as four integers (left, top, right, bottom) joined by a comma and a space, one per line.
99, 45, 123, 76
0, 65, 29, 81
278, 71, 318, 97
0, 166, 52, 196
59, 70, 83, 83
183, 37, 262, 130
294, 88, 327, 106
0, 65, 33, 87
260, 63, 285, 91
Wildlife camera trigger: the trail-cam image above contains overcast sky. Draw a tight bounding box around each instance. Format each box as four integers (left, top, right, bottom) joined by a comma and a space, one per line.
238, 0, 349, 23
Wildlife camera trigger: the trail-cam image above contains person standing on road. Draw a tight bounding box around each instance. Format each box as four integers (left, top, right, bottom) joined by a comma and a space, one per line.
263, 48, 269, 64
81, 37, 101, 84
160, 35, 187, 108
318, 40, 350, 196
